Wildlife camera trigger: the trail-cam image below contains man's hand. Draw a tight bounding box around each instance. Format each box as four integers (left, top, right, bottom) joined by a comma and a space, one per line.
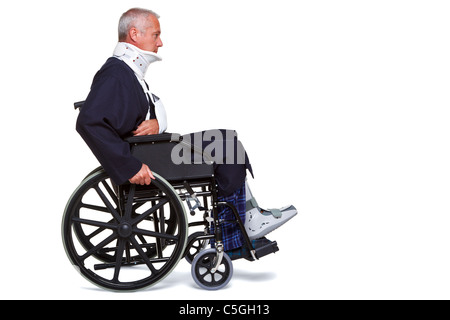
132, 119, 159, 136
129, 164, 155, 185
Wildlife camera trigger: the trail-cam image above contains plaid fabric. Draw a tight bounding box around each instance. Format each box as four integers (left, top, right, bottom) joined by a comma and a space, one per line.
210, 182, 246, 251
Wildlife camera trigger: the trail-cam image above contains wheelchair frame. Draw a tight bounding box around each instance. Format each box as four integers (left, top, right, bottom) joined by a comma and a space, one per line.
63, 101, 281, 290
62, 125, 281, 291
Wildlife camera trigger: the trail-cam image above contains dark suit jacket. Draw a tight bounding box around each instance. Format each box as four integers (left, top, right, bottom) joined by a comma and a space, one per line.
76, 57, 147, 184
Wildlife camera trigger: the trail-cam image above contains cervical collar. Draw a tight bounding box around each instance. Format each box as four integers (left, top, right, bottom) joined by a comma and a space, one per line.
113, 42, 162, 80
112, 42, 167, 134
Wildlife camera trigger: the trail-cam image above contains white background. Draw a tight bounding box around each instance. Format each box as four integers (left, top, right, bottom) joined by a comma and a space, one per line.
1, 0, 450, 300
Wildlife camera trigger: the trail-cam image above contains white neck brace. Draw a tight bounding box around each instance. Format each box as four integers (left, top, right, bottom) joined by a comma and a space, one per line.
113, 42, 162, 80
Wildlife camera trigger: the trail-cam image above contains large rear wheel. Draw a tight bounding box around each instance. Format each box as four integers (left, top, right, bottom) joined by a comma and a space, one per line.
61, 169, 188, 291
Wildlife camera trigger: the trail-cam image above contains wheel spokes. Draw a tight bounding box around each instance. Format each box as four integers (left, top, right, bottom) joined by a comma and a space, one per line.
94, 185, 121, 221
129, 236, 158, 274
112, 239, 126, 282
63, 170, 188, 291
80, 233, 118, 262
132, 198, 169, 225
72, 217, 117, 231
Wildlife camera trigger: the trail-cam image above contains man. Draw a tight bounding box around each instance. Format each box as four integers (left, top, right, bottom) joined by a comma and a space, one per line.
76, 8, 297, 258
77, 8, 162, 186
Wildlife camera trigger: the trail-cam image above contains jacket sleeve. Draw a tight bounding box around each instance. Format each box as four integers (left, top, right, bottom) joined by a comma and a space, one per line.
76, 74, 142, 185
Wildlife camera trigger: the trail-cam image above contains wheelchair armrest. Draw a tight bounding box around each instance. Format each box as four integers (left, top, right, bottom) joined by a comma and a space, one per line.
74, 101, 85, 110
125, 133, 182, 144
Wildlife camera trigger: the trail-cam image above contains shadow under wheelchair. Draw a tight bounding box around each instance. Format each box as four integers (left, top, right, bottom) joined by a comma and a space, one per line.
150, 265, 278, 291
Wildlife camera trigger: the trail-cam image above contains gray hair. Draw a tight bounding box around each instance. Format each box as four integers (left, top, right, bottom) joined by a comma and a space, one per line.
118, 8, 160, 41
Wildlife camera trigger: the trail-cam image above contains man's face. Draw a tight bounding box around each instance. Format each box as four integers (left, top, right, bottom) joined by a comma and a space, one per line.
135, 15, 163, 53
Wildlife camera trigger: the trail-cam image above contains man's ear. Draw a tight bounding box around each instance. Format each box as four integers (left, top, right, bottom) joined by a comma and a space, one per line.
128, 27, 139, 43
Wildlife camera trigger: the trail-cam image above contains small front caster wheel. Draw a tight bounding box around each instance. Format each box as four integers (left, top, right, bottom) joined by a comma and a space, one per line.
191, 248, 233, 290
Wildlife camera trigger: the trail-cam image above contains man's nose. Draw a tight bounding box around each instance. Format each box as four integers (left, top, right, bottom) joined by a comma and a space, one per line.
158, 38, 163, 47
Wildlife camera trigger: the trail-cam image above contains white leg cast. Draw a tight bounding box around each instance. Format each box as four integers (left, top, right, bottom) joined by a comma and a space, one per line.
244, 180, 297, 240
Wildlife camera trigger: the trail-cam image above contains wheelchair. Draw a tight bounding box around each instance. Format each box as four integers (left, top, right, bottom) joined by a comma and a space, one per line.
62, 102, 279, 291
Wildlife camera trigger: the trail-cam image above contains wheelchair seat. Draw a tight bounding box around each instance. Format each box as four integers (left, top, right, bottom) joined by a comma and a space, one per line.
125, 133, 214, 182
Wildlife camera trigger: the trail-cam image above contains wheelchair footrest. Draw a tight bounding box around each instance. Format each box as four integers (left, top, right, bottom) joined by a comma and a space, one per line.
254, 240, 279, 260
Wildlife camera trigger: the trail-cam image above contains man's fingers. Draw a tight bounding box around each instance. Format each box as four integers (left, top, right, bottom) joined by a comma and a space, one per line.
129, 164, 154, 185
146, 166, 156, 180
132, 120, 159, 136
133, 128, 149, 136
132, 126, 144, 136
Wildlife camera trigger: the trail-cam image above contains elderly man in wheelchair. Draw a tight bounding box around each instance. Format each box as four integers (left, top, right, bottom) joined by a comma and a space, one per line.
62, 8, 297, 291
